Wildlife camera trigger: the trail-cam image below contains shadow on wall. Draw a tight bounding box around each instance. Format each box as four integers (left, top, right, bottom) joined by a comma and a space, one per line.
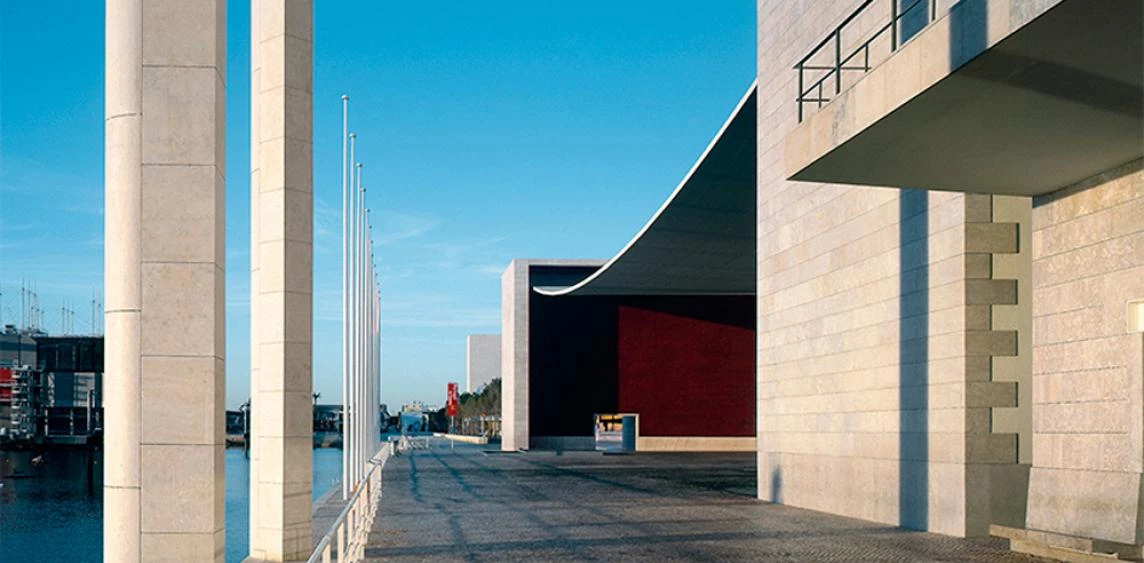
896, 0, 988, 531
899, 188, 929, 530
897, 0, 932, 532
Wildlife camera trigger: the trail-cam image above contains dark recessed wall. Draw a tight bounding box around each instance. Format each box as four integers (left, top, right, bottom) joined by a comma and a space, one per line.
528, 291, 755, 439
529, 293, 618, 437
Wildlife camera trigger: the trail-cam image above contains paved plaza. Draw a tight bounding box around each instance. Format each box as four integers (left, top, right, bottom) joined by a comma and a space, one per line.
365, 442, 1048, 562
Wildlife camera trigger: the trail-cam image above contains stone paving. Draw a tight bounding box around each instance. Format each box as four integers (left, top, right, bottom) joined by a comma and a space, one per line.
366, 441, 1050, 562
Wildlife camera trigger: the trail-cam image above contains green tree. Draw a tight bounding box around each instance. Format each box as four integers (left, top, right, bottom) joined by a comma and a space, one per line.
459, 378, 500, 435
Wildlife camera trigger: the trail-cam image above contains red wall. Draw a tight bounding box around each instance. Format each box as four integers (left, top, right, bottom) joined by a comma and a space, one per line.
617, 304, 755, 437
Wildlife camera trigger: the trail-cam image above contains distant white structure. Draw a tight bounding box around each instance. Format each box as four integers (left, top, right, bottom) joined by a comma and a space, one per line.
466, 334, 500, 393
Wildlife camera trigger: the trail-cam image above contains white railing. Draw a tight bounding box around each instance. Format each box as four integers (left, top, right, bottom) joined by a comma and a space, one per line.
309, 446, 391, 563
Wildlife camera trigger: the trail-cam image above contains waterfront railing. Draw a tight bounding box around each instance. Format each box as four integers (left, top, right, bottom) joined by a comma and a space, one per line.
309, 445, 392, 563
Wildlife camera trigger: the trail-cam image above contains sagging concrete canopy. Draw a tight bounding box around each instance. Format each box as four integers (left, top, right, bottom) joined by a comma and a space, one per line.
535, 83, 757, 297
786, 0, 1143, 197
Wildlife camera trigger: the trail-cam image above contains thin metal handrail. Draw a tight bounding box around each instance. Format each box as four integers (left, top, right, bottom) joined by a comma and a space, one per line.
795, 0, 942, 122
309, 446, 392, 563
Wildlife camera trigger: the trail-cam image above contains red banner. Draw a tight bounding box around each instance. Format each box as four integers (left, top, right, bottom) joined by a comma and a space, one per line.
446, 382, 460, 417
0, 368, 10, 400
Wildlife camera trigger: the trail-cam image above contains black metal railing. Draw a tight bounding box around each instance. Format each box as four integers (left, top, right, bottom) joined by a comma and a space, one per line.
795, 0, 942, 122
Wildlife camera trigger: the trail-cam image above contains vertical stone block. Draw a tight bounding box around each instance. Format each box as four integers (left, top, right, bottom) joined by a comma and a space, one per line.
250, 1, 314, 560
106, 0, 224, 560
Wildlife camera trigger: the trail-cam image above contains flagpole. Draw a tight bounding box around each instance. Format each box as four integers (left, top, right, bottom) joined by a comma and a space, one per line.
360, 200, 368, 474
349, 137, 359, 488
356, 163, 365, 483
366, 217, 370, 460
340, 96, 350, 499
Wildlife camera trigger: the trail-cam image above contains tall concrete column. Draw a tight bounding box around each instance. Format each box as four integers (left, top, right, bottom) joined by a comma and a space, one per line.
249, 0, 263, 555
104, 0, 143, 559
105, 0, 227, 561
249, 0, 314, 560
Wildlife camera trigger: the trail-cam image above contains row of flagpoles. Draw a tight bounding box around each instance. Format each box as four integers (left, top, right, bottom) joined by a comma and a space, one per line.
342, 95, 382, 499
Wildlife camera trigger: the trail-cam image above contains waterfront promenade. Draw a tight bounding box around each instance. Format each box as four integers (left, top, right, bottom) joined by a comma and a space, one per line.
366, 442, 1045, 562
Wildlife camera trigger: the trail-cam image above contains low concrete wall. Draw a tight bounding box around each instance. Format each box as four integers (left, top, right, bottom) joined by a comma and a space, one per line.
433, 433, 489, 445
637, 436, 755, 452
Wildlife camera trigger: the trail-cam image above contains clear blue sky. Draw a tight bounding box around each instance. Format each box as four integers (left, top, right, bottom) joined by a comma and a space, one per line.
0, 1, 755, 410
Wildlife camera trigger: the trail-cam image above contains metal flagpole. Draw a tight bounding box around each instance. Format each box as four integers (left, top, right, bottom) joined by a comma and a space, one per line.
359, 201, 367, 473
382, 270, 386, 450
368, 235, 376, 454
340, 96, 349, 499
372, 250, 377, 453
366, 231, 370, 460
352, 162, 361, 482
360, 201, 367, 473
377, 265, 381, 451
361, 209, 369, 465
349, 142, 359, 488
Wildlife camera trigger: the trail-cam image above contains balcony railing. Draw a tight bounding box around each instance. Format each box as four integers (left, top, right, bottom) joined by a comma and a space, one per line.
795, 0, 943, 122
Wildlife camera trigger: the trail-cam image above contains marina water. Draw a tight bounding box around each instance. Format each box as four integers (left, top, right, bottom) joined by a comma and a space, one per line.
0, 448, 343, 562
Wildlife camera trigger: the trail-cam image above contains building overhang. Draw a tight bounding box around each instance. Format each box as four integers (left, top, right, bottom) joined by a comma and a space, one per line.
785, 0, 1143, 197
535, 83, 757, 297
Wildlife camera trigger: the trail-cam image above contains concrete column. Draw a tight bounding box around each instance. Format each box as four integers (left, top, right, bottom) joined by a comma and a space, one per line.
105, 0, 227, 561
501, 260, 528, 451
249, 0, 314, 560
104, 0, 143, 559
249, 0, 262, 555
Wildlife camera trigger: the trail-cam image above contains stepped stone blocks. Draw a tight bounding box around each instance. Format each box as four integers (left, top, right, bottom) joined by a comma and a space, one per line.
1023, 159, 1144, 551
991, 196, 1033, 465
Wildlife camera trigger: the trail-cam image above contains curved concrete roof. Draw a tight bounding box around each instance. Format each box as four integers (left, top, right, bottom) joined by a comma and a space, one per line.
536, 83, 757, 297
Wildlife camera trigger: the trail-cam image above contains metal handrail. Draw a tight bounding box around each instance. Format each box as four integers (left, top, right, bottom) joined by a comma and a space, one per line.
308, 445, 392, 563
795, 0, 942, 122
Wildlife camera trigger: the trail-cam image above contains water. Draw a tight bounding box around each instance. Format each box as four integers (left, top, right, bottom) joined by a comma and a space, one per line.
0, 448, 343, 562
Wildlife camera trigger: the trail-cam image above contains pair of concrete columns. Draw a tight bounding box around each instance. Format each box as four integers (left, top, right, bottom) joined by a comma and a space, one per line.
103, 1, 313, 561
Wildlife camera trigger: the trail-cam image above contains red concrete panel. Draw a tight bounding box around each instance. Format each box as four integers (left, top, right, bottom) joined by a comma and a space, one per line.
618, 305, 754, 437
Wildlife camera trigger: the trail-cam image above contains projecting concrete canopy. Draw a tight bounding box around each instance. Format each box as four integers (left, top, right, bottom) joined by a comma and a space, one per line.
786, 0, 1143, 197
535, 83, 757, 297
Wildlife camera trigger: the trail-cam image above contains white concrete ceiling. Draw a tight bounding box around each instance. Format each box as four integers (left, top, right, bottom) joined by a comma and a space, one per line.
535, 83, 757, 297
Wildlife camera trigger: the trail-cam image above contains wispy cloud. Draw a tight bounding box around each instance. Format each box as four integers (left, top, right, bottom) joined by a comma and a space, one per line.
0, 220, 37, 233
420, 236, 506, 259
311, 198, 440, 255
474, 264, 507, 277
377, 211, 441, 245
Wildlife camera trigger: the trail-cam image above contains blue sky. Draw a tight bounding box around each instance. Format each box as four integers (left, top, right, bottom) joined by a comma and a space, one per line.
0, 1, 755, 410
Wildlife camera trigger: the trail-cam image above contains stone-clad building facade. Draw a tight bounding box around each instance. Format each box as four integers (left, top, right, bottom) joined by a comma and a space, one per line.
766, 0, 1142, 559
